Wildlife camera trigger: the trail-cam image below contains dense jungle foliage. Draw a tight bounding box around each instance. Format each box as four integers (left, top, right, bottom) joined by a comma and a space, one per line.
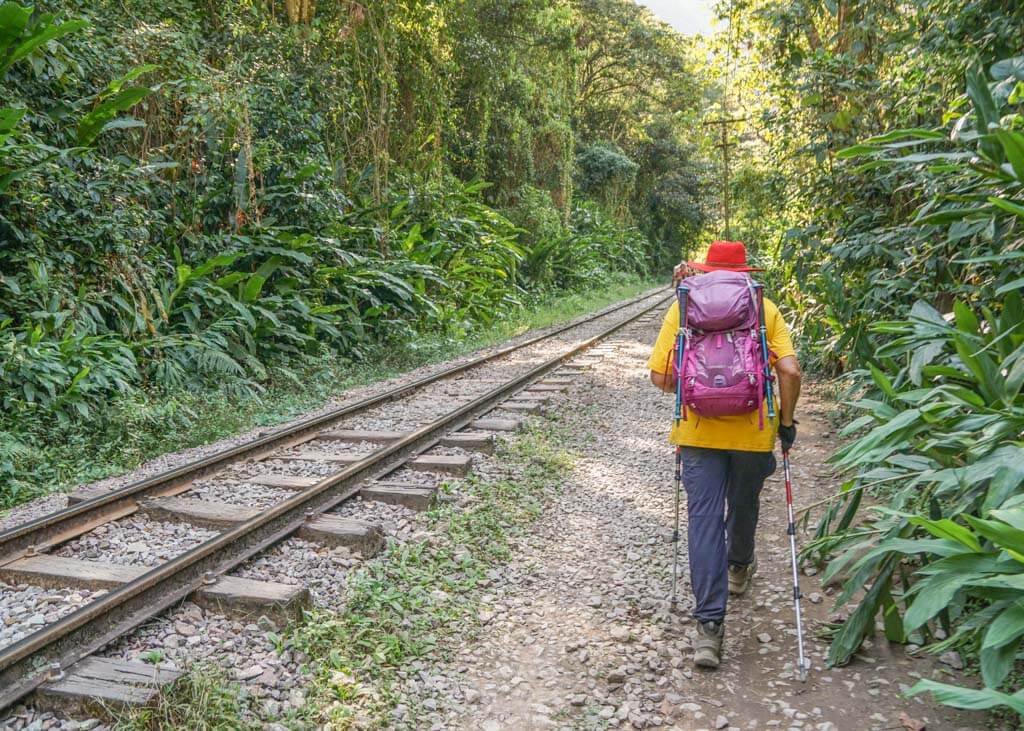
711, 0, 1024, 718
0, 0, 709, 502
6, 0, 1024, 719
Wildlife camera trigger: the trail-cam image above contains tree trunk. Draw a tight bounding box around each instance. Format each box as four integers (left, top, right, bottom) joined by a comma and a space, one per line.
285, 0, 315, 24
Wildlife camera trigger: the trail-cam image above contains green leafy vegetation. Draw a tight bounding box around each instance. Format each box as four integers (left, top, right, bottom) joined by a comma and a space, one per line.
0, 275, 653, 512
115, 666, 259, 731
0, 0, 707, 508
708, 0, 1024, 719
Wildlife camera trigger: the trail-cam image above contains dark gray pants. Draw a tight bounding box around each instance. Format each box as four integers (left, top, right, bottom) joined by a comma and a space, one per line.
681, 447, 776, 623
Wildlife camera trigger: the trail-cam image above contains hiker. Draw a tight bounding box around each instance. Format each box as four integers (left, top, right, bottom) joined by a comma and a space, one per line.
647, 240, 802, 670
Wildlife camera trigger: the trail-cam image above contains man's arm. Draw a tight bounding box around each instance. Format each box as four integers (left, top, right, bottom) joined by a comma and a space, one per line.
650, 370, 674, 393
775, 355, 802, 425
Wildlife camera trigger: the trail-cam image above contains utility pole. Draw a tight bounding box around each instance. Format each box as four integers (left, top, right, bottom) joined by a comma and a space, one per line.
706, 0, 745, 240
703, 116, 746, 239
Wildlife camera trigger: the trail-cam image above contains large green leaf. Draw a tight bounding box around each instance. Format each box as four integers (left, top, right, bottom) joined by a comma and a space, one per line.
933, 447, 1024, 496
867, 363, 896, 399
77, 86, 152, 145
0, 105, 25, 144
907, 680, 1024, 714
909, 340, 945, 385
955, 251, 1024, 264
989, 508, 1024, 531
831, 408, 921, 465
967, 62, 1000, 135
860, 128, 947, 145
242, 257, 283, 303
982, 601, 1024, 650
994, 131, 1024, 181
992, 56, 1024, 82
907, 517, 981, 552
903, 571, 970, 632
984, 471, 1024, 515
990, 202, 1024, 232
827, 568, 893, 667
966, 573, 1024, 591
834, 486, 864, 533
995, 277, 1024, 295
964, 515, 1024, 562
0, 2, 32, 56
100, 63, 157, 95
821, 533, 879, 586
915, 552, 1019, 577
980, 637, 1021, 688
861, 537, 972, 559
914, 206, 995, 225
0, 14, 88, 75
953, 301, 980, 336
879, 584, 904, 642
836, 144, 881, 159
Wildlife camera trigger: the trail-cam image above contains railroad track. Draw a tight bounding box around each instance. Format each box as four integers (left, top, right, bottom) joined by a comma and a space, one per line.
0, 288, 670, 719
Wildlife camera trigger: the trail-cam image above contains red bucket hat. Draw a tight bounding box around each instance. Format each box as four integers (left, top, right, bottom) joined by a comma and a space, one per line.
688, 240, 763, 273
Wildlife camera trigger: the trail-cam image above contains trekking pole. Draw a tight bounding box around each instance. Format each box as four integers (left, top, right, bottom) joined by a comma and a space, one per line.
782, 449, 808, 681
752, 283, 776, 421
674, 286, 689, 425
670, 446, 682, 609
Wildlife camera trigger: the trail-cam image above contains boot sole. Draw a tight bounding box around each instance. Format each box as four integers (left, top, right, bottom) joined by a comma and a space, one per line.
694, 654, 720, 669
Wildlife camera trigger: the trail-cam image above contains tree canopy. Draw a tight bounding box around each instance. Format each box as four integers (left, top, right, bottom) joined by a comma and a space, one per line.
0, 0, 711, 506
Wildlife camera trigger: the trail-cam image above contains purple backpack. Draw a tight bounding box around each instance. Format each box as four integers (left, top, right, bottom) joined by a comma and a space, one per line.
672, 270, 771, 428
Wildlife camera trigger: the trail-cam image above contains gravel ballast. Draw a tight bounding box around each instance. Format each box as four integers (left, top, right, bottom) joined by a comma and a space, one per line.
53, 517, 218, 568
0, 584, 104, 654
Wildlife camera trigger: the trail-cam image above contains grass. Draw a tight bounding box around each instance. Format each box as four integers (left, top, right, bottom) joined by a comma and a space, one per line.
112, 421, 574, 730
0, 274, 657, 513
114, 667, 260, 731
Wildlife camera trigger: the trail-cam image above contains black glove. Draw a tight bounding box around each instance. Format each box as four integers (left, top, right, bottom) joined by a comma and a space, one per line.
778, 421, 797, 452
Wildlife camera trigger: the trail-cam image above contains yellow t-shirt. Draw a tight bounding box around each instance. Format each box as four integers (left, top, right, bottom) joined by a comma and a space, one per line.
647, 297, 796, 452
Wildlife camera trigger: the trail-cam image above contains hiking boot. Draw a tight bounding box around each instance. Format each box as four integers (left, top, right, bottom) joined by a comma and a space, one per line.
728, 556, 758, 596
693, 620, 724, 669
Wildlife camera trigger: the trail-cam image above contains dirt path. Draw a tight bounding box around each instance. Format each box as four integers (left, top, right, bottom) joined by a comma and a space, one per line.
396, 319, 985, 730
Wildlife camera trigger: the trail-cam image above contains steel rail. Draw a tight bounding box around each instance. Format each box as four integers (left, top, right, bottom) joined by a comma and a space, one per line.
0, 288, 667, 566
0, 291, 670, 711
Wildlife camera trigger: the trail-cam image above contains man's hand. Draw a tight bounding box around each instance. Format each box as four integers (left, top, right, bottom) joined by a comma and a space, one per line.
778, 421, 797, 451
650, 370, 675, 393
